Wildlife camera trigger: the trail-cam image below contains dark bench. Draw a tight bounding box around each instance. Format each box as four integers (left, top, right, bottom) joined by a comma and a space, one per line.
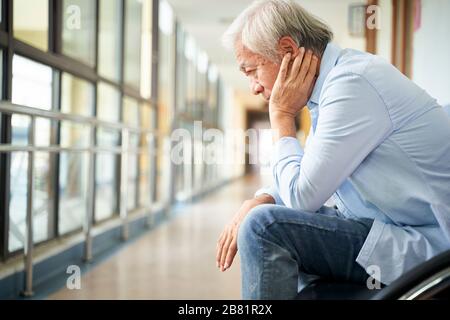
296, 249, 450, 300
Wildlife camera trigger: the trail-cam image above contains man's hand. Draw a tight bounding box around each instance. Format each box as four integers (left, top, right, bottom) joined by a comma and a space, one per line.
269, 48, 319, 141
216, 194, 275, 272
270, 48, 319, 119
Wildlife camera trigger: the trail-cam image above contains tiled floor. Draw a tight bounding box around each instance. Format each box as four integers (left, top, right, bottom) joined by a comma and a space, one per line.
49, 174, 266, 300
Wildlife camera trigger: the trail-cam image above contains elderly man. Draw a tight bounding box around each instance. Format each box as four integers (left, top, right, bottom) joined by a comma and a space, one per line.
216, 0, 450, 300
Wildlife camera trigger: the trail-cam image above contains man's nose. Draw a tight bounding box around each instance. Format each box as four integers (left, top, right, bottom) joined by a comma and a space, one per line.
250, 80, 264, 96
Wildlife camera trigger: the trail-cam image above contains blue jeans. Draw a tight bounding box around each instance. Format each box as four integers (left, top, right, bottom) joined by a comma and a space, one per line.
238, 204, 374, 300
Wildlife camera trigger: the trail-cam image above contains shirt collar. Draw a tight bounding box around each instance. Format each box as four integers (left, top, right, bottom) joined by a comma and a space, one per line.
307, 42, 342, 110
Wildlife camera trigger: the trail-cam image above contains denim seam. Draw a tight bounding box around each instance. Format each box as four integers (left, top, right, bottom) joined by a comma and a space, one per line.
258, 218, 372, 239
261, 234, 269, 300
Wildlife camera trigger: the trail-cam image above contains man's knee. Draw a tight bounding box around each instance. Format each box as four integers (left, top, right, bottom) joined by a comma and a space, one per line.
237, 204, 278, 251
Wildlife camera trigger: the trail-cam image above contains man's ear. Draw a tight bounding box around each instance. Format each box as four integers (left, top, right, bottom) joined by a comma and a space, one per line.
278, 36, 300, 58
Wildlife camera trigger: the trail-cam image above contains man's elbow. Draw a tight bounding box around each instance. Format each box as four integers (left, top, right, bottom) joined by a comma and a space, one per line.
280, 183, 322, 213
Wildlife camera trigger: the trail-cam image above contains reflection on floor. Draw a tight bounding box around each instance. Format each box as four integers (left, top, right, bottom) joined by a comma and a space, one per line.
49, 174, 266, 299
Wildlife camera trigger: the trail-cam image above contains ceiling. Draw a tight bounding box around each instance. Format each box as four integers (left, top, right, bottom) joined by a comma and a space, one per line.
166, 0, 366, 102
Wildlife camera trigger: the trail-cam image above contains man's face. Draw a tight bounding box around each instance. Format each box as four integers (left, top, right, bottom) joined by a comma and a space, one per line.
235, 43, 280, 101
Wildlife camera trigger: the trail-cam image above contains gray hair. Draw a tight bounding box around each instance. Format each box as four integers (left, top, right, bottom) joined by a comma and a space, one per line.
222, 0, 333, 62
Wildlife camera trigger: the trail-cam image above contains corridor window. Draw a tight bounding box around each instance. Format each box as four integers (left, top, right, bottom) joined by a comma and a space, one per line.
124, 0, 143, 90
95, 153, 118, 222
97, 82, 120, 123
184, 35, 197, 114
60, 121, 90, 148
127, 133, 139, 211
62, 0, 96, 67
95, 82, 120, 222
61, 73, 94, 117
59, 152, 89, 234
98, 0, 122, 81
12, 55, 53, 110
13, 0, 49, 51
140, 0, 153, 98
58, 73, 94, 234
123, 96, 139, 127
123, 96, 140, 211
8, 150, 54, 252
8, 151, 28, 252
139, 150, 152, 207
156, 136, 169, 204
176, 27, 187, 112
59, 115, 91, 234
140, 102, 154, 130
195, 51, 208, 120
139, 103, 154, 207
158, 0, 175, 135
207, 65, 219, 125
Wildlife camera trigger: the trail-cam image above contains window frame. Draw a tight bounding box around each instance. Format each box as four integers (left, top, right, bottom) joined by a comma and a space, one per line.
0, 0, 158, 260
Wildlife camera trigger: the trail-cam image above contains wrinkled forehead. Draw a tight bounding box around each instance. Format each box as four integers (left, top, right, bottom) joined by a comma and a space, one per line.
235, 43, 265, 67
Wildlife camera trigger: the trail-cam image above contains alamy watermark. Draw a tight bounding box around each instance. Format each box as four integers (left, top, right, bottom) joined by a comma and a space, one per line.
169, 121, 274, 169
66, 265, 81, 290
367, 5, 382, 31
366, 265, 382, 290
66, 5, 81, 30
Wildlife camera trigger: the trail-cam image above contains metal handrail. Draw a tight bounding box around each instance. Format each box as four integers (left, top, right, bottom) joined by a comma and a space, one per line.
0, 101, 159, 135
0, 145, 156, 155
0, 101, 159, 296
22, 116, 35, 297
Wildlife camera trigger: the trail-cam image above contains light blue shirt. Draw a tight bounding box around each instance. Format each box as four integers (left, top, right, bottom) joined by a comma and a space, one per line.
256, 43, 450, 285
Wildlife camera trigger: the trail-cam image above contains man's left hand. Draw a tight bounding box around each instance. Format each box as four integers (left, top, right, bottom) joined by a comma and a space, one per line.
269, 48, 319, 121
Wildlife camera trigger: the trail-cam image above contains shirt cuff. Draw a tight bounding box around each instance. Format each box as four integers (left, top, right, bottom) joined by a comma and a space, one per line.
254, 185, 283, 205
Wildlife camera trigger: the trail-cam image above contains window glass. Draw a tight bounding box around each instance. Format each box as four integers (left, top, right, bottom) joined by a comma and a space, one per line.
97, 127, 119, 148
12, 55, 53, 110
61, 73, 94, 117
59, 152, 89, 234
95, 153, 118, 221
11, 115, 30, 146
97, 82, 121, 123
60, 121, 90, 148
62, 0, 96, 66
158, 0, 175, 134
195, 51, 208, 120
98, 0, 122, 81
58, 57, 92, 235
9, 151, 54, 252
33, 152, 54, 243
8, 152, 28, 252
95, 83, 120, 221
156, 136, 170, 204
139, 151, 151, 207
185, 35, 197, 115
9, 58, 55, 251
127, 133, 139, 211
140, 103, 154, 130
122, 96, 139, 127
13, 0, 49, 51
207, 65, 219, 125
140, 0, 153, 98
124, 0, 143, 89
176, 28, 187, 113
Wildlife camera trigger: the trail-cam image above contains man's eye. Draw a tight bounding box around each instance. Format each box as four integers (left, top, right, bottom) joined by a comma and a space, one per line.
245, 69, 256, 76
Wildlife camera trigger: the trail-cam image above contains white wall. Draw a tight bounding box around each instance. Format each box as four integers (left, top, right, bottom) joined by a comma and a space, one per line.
413, 0, 450, 107
300, 0, 366, 51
